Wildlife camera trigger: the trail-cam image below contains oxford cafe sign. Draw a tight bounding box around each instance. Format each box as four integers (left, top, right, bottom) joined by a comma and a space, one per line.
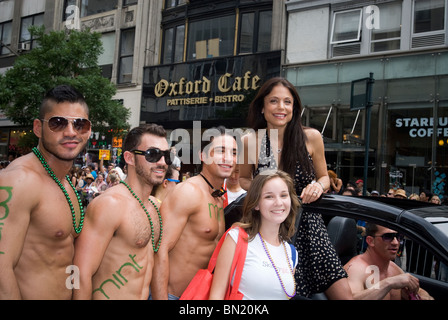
142, 49, 284, 163
147, 70, 278, 166
153, 71, 261, 107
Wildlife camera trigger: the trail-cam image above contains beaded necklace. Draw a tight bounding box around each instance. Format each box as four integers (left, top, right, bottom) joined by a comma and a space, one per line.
32, 147, 84, 234
258, 232, 296, 299
119, 180, 163, 253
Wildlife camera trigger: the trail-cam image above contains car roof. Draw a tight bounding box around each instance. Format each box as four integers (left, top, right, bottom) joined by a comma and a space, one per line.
355, 196, 448, 218
304, 194, 448, 264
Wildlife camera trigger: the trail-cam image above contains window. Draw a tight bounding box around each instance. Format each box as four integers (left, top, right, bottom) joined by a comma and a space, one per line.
123, 0, 138, 6
80, 0, 118, 18
412, 0, 446, 47
187, 15, 235, 61
118, 28, 135, 84
330, 9, 362, 44
98, 32, 115, 78
414, 0, 445, 34
162, 24, 185, 64
239, 10, 272, 54
20, 14, 44, 49
165, 0, 186, 9
371, 2, 402, 52
240, 12, 255, 54
98, 32, 116, 66
0, 21, 12, 55
258, 11, 272, 52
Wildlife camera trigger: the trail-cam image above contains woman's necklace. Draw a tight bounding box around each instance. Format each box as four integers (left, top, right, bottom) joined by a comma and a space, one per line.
258, 232, 296, 299
32, 147, 84, 234
120, 180, 163, 253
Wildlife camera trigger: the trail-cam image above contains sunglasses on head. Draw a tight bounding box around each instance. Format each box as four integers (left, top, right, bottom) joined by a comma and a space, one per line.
166, 178, 180, 183
132, 148, 172, 165
211, 188, 227, 198
41, 116, 91, 134
199, 173, 227, 198
374, 232, 403, 242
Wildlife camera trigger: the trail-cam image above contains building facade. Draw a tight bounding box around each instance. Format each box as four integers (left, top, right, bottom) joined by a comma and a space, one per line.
0, 0, 160, 161
285, 0, 448, 198
140, 0, 282, 174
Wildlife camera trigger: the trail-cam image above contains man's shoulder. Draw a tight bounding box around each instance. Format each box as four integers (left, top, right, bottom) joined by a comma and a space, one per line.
84, 186, 131, 227
344, 254, 369, 272
172, 176, 203, 197
87, 185, 127, 209
162, 176, 208, 211
0, 154, 42, 185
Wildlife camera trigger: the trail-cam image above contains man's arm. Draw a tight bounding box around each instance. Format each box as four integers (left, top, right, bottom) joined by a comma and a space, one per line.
345, 260, 421, 300
151, 182, 198, 299
354, 273, 419, 300
0, 169, 36, 299
72, 194, 121, 299
324, 278, 353, 300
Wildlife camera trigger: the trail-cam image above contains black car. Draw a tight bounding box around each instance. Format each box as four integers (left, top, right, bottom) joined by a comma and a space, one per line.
305, 194, 448, 300
225, 194, 448, 300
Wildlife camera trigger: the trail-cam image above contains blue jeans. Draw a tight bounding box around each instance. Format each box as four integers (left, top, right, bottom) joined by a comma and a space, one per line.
147, 293, 179, 300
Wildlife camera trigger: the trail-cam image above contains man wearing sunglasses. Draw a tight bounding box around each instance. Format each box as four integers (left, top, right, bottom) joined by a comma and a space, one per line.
74, 124, 170, 300
344, 223, 433, 300
0, 85, 91, 299
152, 126, 238, 300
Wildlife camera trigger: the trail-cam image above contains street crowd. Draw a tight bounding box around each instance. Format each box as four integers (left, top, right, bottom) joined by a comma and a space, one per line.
0, 80, 438, 301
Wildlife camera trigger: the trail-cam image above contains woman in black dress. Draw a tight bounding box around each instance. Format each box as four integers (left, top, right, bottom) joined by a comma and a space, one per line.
239, 77, 352, 299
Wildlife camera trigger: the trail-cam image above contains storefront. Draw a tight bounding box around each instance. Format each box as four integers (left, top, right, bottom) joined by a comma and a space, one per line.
285, 51, 448, 198
141, 51, 281, 172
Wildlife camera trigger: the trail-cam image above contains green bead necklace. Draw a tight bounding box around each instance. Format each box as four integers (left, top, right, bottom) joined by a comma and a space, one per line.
32, 147, 85, 234
119, 180, 163, 253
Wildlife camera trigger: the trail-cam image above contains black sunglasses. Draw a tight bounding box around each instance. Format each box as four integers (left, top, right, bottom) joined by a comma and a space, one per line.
199, 174, 227, 198
41, 116, 91, 134
374, 232, 403, 242
132, 148, 172, 165
211, 187, 227, 198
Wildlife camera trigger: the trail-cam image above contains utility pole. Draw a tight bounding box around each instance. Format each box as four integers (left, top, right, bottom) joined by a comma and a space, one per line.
350, 72, 375, 196
363, 72, 375, 196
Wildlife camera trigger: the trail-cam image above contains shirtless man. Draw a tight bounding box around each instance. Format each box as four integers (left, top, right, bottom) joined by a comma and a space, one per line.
151, 126, 237, 299
73, 124, 169, 299
344, 223, 433, 300
0, 85, 91, 299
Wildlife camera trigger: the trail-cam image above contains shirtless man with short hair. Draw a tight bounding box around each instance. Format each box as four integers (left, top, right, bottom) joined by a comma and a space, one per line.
344, 223, 433, 300
73, 124, 169, 299
151, 126, 237, 299
0, 85, 91, 299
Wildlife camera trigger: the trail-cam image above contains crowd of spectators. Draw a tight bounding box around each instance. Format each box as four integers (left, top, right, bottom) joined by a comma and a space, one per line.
2, 153, 445, 206
68, 159, 126, 206
327, 170, 445, 205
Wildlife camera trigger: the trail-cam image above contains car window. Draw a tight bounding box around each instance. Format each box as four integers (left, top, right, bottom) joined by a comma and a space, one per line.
326, 213, 448, 300
352, 221, 448, 283
399, 238, 447, 282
